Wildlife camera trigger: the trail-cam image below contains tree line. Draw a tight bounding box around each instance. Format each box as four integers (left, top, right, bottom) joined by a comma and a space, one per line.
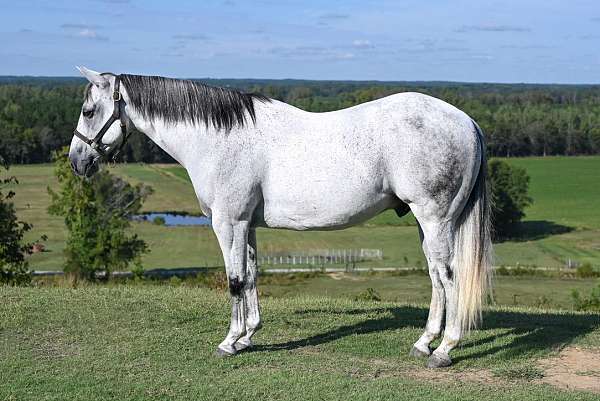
1, 77, 599, 164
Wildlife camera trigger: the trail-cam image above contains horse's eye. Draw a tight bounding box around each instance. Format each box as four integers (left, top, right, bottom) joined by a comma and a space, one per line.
83, 109, 94, 119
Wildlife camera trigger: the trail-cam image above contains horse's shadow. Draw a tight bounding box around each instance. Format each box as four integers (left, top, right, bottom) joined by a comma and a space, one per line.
495, 220, 573, 242
253, 306, 599, 363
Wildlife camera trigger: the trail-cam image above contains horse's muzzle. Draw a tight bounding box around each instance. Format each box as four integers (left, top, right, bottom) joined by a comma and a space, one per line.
70, 155, 99, 178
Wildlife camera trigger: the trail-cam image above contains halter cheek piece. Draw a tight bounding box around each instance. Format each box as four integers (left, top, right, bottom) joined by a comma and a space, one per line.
73, 75, 132, 161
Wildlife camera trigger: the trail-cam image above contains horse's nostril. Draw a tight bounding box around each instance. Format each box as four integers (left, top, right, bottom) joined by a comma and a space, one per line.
70, 160, 77, 172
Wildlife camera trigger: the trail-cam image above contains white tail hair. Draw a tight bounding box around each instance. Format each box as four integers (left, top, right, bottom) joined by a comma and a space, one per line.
453, 122, 493, 334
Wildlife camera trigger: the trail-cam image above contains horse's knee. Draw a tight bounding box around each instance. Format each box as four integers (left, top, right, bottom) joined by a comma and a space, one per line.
228, 276, 245, 297
247, 246, 257, 266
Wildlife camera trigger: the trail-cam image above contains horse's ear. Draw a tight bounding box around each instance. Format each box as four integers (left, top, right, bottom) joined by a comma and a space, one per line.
76, 66, 109, 88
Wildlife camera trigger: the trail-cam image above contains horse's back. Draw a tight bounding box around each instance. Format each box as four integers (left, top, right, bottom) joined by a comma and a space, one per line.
255, 93, 480, 229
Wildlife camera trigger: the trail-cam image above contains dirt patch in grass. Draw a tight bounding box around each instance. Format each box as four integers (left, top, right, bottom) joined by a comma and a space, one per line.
32, 329, 80, 361
537, 346, 600, 393
293, 344, 600, 393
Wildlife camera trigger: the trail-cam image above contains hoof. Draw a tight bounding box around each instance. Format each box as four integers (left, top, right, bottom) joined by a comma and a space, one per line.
427, 353, 452, 368
234, 339, 253, 353
409, 346, 430, 359
215, 346, 236, 357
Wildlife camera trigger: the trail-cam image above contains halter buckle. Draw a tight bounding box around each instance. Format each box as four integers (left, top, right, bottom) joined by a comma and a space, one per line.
113, 91, 122, 101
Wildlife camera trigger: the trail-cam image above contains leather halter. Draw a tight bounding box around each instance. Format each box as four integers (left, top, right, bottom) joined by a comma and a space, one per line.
73, 75, 131, 160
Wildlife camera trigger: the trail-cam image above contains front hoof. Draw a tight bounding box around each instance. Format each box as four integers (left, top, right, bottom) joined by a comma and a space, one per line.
215, 345, 237, 357
427, 353, 452, 368
409, 346, 430, 359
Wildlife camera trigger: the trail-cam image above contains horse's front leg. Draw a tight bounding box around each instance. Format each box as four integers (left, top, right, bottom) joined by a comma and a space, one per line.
212, 217, 249, 356
234, 228, 261, 352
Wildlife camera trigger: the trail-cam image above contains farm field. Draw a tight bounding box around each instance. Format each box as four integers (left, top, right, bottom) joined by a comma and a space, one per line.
2, 285, 600, 400
8, 156, 600, 271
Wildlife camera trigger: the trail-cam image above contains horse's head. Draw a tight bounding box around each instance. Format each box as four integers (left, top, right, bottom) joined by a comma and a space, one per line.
69, 66, 128, 177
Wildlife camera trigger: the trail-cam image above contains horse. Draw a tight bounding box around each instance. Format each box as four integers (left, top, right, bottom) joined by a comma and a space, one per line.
69, 67, 492, 368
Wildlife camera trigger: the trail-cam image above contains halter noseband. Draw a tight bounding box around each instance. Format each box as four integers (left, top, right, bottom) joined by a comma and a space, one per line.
73, 75, 131, 161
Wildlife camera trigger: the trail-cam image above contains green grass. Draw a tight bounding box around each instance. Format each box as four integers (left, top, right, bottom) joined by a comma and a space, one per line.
259, 274, 600, 311
504, 156, 600, 229
7, 156, 600, 271
1, 286, 599, 400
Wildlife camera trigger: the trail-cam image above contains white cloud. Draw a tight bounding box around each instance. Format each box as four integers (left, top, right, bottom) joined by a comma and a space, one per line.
352, 39, 373, 49
60, 23, 108, 41
76, 29, 108, 41
173, 34, 210, 41
455, 24, 531, 33
270, 46, 354, 61
61, 23, 101, 29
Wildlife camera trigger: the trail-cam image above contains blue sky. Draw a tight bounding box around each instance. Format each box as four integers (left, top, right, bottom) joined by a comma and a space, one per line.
1, 0, 599, 83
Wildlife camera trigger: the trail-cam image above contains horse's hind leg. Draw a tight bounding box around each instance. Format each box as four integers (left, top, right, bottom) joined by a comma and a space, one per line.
234, 228, 262, 352
410, 211, 459, 367
410, 223, 445, 359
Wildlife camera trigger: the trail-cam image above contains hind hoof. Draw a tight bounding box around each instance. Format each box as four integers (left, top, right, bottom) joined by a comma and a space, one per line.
427, 353, 452, 368
409, 346, 430, 359
215, 345, 236, 357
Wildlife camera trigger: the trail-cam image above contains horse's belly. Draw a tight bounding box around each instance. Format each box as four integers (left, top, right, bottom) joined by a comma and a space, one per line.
259, 133, 399, 230
261, 191, 398, 230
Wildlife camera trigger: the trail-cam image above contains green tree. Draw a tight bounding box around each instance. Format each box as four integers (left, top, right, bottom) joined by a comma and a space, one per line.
0, 156, 38, 285
48, 147, 153, 280
488, 159, 533, 238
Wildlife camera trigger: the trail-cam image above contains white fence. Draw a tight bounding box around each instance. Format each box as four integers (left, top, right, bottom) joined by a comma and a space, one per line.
258, 248, 383, 266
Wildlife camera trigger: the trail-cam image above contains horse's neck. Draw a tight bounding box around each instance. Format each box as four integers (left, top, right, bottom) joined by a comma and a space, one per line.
124, 103, 214, 169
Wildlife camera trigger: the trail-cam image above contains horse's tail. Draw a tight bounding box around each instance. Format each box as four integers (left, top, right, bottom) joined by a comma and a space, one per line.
453, 121, 493, 334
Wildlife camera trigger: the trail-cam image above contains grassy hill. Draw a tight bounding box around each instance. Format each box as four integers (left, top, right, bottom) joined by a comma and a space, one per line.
2, 285, 599, 400
7, 156, 600, 270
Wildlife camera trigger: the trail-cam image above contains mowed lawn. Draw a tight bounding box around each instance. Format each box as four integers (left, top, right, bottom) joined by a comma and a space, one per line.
1, 286, 600, 400
7, 156, 600, 270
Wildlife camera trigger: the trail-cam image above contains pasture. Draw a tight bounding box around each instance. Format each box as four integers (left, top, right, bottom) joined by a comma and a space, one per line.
9, 156, 600, 271
2, 285, 600, 400
4, 157, 600, 399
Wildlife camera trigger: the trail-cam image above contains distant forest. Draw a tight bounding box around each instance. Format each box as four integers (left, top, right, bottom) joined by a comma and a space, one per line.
1, 76, 599, 164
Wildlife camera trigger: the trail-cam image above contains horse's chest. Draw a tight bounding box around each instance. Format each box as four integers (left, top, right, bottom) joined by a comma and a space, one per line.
196, 197, 212, 218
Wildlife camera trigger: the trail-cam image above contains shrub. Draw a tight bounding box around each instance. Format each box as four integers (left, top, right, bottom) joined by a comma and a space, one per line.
152, 216, 166, 225
576, 263, 598, 278
571, 284, 600, 311
488, 159, 533, 239
0, 157, 43, 285
354, 287, 381, 302
48, 148, 153, 280
191, 271, 228, 291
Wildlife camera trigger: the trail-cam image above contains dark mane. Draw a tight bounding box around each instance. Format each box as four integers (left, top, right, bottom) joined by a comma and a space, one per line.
87, 74, 270, 131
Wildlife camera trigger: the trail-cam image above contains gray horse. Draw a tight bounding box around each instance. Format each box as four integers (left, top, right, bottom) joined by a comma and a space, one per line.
69, 67, 492, 368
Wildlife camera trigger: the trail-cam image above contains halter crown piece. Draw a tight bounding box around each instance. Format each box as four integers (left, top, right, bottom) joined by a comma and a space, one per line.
73, 75, 131, 160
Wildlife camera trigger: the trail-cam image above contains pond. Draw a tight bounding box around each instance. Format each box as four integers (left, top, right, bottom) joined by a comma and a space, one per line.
133, 213, 212, 226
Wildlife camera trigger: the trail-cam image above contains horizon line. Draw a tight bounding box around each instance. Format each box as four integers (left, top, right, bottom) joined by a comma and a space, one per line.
1, 75, 599, 87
